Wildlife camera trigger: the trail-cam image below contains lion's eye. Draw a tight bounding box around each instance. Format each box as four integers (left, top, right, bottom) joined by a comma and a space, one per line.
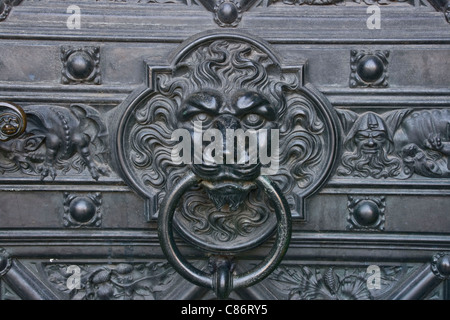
191, 112, 212, 124
242, 113, 265, 128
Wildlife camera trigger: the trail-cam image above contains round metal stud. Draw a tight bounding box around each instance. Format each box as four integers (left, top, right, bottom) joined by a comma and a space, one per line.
356, 55, 385, 83
353, 200, 380, 226
214, 0, 242, 27
437, 255, 450, 277
69, 197, 97, 223
217, 1, 239, 25
66, 51, 95, 80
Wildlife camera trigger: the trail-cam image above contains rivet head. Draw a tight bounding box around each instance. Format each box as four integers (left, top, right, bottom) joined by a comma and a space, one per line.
356, 55, 384, 83
217, 2, 239, 25
66, 52, 95, 80
437, 255, 450, 276
69, 197, 96, 223
353, 200, 380, 226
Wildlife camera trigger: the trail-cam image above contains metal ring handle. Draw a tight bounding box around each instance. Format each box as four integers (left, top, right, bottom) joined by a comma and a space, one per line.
157, 171, 292, 295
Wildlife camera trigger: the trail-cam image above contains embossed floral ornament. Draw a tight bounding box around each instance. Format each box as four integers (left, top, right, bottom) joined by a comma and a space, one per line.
269, 265, 407, 300
45, 262, 176, 300
276, 266, 372, 300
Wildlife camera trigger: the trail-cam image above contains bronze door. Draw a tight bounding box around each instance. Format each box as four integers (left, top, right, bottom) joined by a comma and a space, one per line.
0, 0, 449, 301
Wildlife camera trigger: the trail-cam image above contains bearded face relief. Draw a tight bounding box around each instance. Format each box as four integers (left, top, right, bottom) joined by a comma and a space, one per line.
336, 107, 450, 179
338, 112, 401, 179
354, 129, 387, 155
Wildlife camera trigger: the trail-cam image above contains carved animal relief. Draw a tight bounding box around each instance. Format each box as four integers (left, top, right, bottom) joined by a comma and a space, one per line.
0, 104, 110, 181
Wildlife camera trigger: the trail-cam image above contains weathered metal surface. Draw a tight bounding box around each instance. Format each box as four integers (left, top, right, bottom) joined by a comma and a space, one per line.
0, 0, 449, 300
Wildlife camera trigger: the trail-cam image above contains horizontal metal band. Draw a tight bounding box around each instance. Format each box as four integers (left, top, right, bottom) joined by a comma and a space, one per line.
0, 230, 449, 249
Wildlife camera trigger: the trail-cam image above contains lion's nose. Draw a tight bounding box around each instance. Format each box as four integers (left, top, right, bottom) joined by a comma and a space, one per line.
213, 115, 241, 133
212, 115, 247, 165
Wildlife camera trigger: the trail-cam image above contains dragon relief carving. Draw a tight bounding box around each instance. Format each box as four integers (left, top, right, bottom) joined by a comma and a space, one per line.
121, 38, 335, 247
0, 104, 110, 180
337, 108, 450, 179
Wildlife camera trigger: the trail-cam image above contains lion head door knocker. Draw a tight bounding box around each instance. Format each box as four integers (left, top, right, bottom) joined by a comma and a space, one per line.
114, 32, 339, 298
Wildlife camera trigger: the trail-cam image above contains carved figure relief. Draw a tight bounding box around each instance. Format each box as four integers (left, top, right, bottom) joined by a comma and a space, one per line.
394, 109, 450, 178
0, 104, 110, 180
1, 0, 449, 27
337, 108, 450, 179
337, 109, 409, 178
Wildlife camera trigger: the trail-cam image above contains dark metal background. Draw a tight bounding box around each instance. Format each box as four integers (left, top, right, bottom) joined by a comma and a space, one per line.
0, 0, 449, 300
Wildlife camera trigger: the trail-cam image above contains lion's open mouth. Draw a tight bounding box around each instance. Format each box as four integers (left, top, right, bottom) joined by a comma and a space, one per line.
201, 181, 256, 211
